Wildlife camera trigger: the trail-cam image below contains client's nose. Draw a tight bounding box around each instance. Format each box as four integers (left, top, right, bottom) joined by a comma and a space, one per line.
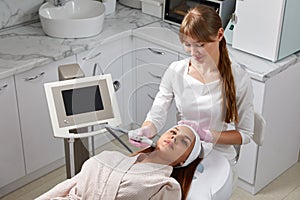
171, 135, 176, 143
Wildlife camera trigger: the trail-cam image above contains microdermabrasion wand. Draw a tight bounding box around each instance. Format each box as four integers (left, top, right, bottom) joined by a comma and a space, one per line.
128, 134, 156, 148
104, 124, 156, 148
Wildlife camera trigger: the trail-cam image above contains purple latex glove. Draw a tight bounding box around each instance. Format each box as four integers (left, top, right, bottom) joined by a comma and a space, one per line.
128, 126, 156, 148
178, 120, 213, 143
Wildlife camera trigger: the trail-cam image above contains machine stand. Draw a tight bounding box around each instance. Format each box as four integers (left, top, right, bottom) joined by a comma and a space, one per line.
58, 64, 90, 178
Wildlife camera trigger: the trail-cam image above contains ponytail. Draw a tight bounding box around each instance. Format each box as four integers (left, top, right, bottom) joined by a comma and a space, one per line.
180, 5, 239, 124
218, 38, 238, 123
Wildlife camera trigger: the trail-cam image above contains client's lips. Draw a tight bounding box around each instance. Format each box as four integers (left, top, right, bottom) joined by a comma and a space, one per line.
164, 140, 174, 149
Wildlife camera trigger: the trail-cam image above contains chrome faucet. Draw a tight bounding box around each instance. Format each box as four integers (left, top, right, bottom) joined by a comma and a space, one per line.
53, 0, 70, 6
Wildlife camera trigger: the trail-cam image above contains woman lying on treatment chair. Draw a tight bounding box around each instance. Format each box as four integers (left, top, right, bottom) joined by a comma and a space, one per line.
36, 123, 203, 200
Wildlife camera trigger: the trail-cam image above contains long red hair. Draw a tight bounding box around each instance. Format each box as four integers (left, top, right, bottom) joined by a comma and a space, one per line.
132, 146, 203, 200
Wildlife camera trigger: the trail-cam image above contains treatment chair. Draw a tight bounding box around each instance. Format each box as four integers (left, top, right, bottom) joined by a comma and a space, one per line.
187, 149, 233, 200
252, 112, 266, 146
187, 112, 266, 200
235, 112, 266, 163
232, 112, 266, 195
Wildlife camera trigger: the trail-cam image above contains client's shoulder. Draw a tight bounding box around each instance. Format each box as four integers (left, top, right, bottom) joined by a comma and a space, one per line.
92, 150, 127, 164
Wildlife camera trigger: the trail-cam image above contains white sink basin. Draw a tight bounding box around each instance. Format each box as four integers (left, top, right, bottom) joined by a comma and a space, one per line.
39, 0, 105, 38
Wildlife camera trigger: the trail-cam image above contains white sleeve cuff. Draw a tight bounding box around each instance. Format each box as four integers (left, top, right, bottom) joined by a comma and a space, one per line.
240, 131, 252, 144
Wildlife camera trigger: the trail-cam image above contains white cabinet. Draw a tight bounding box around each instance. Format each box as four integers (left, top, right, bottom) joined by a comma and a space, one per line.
134, 82, 177, 134
134, 38, 179, 65
14, 56, 75, 174
232, 0, 300, 61
76, 37, 134, 128
135, 84, 159, 126
237, 62, 300, 194
77, 40, 123, 77
133, 38, 178, 132
236, 79, 264, 185
0, 76, 25, 188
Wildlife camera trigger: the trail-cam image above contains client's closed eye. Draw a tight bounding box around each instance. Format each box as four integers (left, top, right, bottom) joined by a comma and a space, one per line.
181, 136, 192, 147
181, 139, 188, 146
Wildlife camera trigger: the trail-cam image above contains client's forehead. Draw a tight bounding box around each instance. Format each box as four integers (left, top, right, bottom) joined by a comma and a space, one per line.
176, 125, 195, 139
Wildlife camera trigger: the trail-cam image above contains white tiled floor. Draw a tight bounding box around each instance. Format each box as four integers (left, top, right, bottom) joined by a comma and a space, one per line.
231, 162, 300, 200
1, 138, 299, 200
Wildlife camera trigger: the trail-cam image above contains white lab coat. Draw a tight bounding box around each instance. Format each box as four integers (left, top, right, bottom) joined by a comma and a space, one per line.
146, 58, 254, 161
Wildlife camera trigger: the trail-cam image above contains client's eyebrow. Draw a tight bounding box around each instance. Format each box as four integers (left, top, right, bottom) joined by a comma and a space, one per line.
184, 135, 192, 143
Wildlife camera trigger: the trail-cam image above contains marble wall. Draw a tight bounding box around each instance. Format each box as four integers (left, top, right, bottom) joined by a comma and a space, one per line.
0, 0, 44, 30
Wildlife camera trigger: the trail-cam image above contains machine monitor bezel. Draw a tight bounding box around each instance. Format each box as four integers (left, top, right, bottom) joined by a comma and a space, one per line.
44, 74, 121, 138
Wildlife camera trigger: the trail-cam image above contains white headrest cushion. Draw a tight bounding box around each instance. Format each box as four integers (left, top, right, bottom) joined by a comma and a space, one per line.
177, 124, 202, 167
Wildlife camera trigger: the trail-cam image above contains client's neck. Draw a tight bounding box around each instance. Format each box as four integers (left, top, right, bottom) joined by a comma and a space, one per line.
139, 151, 171, 166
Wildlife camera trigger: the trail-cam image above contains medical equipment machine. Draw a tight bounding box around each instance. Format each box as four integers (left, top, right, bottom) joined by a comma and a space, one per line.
44, 73, 121, 177
44, 74, 121, 138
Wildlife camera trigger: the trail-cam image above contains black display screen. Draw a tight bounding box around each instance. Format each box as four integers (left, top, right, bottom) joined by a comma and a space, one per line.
164, 0, 220, 25
62, 86, 104, 116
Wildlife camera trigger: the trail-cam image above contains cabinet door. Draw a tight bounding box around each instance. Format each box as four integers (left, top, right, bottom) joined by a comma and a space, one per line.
135, 60, 167, 89
232, 0, 285, 61
0, 76, 25, 188
77, 39, 127, 127
15, 56, 75, 173
133, 38, 178, 131
121, 37, 135, 127
134, 84, 177, 134
135, 38, 178, 65
236, 79, 265, 184
77, 40, 122, 78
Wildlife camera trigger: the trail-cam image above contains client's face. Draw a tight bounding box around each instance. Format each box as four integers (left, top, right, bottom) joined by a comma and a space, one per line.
156, 125, 195, 166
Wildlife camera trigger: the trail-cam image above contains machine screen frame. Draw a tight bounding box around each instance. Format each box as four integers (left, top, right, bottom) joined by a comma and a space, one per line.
44, 74, 121, 138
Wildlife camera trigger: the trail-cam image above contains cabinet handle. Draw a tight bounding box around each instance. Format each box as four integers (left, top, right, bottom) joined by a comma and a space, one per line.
231, 13, 238, 24
148, 48, 165, 55
147, 94, 155, 101
93, 63, 104, 75
0, 84, 8, 91
83, 52, 102, 61
148, 72, 162, 79
23, 72, 45, 81
113, 80, 120, 92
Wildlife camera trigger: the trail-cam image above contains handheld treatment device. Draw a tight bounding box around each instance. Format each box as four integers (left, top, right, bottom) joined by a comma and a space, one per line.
104, 124, 156, 148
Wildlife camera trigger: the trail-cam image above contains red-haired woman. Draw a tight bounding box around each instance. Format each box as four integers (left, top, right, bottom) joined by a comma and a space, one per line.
129, 4, 254, 188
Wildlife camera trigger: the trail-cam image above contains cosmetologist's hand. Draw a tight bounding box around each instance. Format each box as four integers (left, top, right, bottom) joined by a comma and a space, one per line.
128, 126, 156, 148
178, 120, 213, 143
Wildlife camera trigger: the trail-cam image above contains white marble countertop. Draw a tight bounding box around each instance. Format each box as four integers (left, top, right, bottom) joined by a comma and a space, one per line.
132, 22, 300, 82
0, 3, 299, 82
0, 3, 160, 79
